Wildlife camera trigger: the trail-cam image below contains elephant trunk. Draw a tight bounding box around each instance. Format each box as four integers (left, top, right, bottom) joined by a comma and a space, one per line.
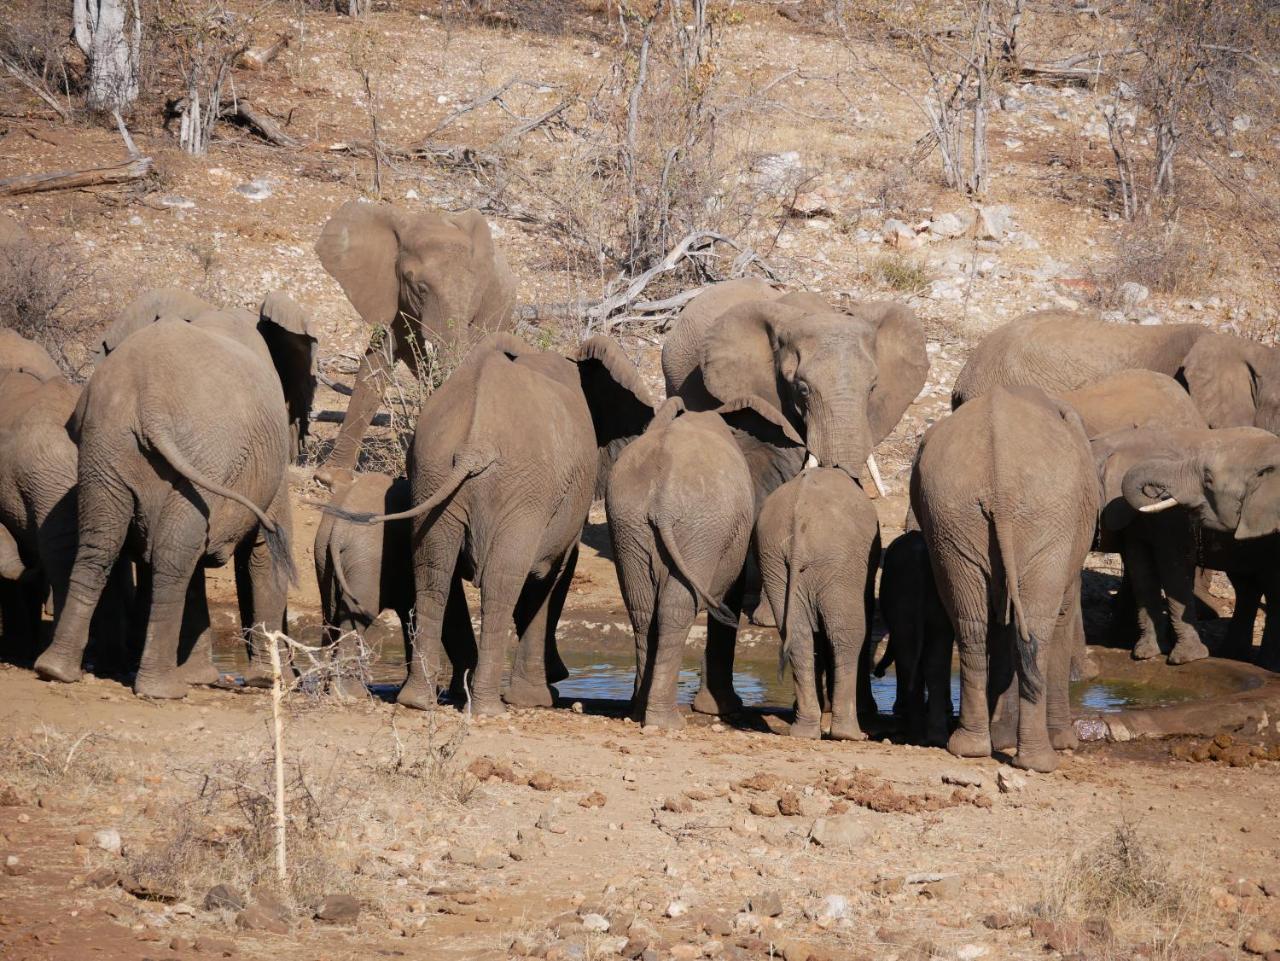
1121, 457, 1204, 517
805, 394, 872, 478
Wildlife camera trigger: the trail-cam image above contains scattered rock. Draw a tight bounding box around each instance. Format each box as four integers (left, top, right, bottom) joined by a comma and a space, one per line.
234, 179, 273, 201
193, 936, 236, 957
882, 219, 919, 250
204, 884, 246, 912
871, 876, 904, 897
974, 204, 1013, 240
93, 828, 123, 854
748, 798, 778, 818
1244, 931, 1280, 955
693, 911, 733, 937
663, 796, 694, 814
528, 771, 557, 791
920, 876, 963, 901
315, 893, 360, 924
666, 900, 688, 918
996, 769, 1026, 794
736, 772, 780, 792
536, 809, 567, 834
748, 891, 783, 918
941, 771, 983, 789
777, 791, 802, 816
235, 904, 290, 935
0, 785, 25, 806
578, 791, 607, 809
809, 813, 866, 850
4, 854, 26, 876
927, 212, 970, 239
983, 912, 1017, 929
581, 913, 610, 933
82, 867, 119, 889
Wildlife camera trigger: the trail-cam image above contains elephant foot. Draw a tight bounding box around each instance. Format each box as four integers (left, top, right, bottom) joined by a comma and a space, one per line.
397, 678, 440, 711
329, 674, 368, 701
691, 685, 743, 717
923, 724, 951, 749
242, 662, 275, 689
1168, 637, 1209, 665
1011, 746, 1059, 774
34, 651, 84, 684
643, 708, 685, 731
1132, 635, 1163, 661
789, 717, 822, 740
1050, 726, 1079, 752
503, 675, 556, 709
470, 697, 507, 719
829, 718, 868, 742
134, 670, 189, 700
947, 728, 992, 759
177, 657, 221, 687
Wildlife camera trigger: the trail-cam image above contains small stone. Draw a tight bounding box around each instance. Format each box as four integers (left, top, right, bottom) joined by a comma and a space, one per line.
983, 912, 1016, 929
809, 813, 866, 849
194, 937, 236, 957
920, 876, 963, 901
666, 900, 688, 918
974, 204, 1013, 240
571, 701, 584, 714
748, 798, 778, 818
1244, 931, 1280, 955
955, 945, 988, 961
777, 792, 802, 816
315, 893, 360, 924
871, 876, 904, 897
94, 829, 123, 854
578, 791, 606, 809
4, 854, 26, 876
670, 946, 700, 961
82, 867, 119, 889
748, 891, 783, 917
581, 913, 609, 933
996, 769, 1026, 794
1230, 880, 1265, 899
622, 935, 650, 959
170, 936, 194, 951
941, 771, 983, 788
528, 771, 556, 791
203, 884, 246, 912
235, 904, 289, 935
693, 911, 733, 937
664, 796, 694, 814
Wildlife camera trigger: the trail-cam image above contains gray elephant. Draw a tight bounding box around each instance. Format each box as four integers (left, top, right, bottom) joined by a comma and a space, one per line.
1115, 426, 1280, 667
34, 312, 295, 698
314, 201, 517, 479
913, 386, 1098, 772
876, 529, 954, 746
329, 333, 652, 717
607, 399, 777, 728
98, 288, 318, 460
951, 310, 1206, 408
755, 467, 880, 740
1179, 333, 1280, 434
0, 328, 62, 381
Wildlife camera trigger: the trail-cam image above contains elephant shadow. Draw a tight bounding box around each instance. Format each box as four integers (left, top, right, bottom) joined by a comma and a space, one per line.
580, 521, 614, 563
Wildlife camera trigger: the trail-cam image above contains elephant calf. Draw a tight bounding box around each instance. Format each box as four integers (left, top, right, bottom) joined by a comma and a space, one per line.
913, 386, 1097, 773
755, 468, 880, 740
314, 472, 413, 698
877, 529, 954, 746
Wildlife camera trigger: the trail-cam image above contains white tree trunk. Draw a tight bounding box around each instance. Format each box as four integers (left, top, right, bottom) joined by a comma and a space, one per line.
72, 0, 141, 113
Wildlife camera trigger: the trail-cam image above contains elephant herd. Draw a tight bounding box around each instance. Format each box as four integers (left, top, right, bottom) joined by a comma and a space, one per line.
2, 200, 1280, 776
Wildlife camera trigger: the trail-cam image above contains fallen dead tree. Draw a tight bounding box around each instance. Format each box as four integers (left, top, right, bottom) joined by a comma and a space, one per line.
0, 156, 152, 197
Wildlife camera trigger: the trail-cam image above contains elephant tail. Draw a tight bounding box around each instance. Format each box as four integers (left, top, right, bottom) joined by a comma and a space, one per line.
147, 432, 297, 588
992, 508, 1041, 702
651, 517, 738, 628
321, 448, 496, 525
330, 545, 376, 623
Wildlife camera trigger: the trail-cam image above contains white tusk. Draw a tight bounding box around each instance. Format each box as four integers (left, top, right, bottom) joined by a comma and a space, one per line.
804, 453, 819, 470
1139, 497, 1180, 514
866, 454, 888, 498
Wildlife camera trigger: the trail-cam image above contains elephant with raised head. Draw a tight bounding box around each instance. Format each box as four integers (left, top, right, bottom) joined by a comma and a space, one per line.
34, 311, 296, 698
951, 311, 1206, 408
913, 386, 1098, 772
99, 288, 318, 460
876, 528, 954, 746
329, 333, 652, 717
755, 467, 880, 740
314, 201, 517, 480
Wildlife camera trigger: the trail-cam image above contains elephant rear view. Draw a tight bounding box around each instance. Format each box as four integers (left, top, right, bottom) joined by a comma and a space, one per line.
952, 311, 1206, 408
913, 386, 1098, 772
754, 467, 880, 740
35, 316, 295, 699
606, 401, 755, 729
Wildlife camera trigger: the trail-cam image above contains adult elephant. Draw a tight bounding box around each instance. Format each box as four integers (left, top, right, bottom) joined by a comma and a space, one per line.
98, 288, 318, 460
34, 311, 296, 698
314, 201, 517, 480
913, 386, 1098, 772
328, 333, 653, 717
1179, 333, 1280, 434
951, 310, 1206, 408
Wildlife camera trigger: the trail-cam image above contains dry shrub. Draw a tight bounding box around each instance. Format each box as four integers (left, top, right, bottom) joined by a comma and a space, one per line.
0, 725, 115, 791
874, 253, 932, 294
0, 236, 98, 380
1092, 220, 1218, 305
0, 0, 78, 110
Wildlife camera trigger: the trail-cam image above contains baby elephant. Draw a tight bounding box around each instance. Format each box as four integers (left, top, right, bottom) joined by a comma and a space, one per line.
877, 529, 954, 746
755, 468, 880, 740
314, 473, 412, 698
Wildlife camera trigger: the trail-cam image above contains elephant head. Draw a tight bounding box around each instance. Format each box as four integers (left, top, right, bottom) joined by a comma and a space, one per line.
699, 297, 928, 476
1121, 427, 1280, 539
103, 288, 318, 459
0, 329, 63, 382
1180, 332, 1280, 434
316, 201, 514, 345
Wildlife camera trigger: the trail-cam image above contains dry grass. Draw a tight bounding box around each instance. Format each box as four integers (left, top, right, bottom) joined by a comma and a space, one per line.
874, 253, 932, 294
0, 236, 99, 380
1092, 219, 1220, 305
0, 724, 115, 791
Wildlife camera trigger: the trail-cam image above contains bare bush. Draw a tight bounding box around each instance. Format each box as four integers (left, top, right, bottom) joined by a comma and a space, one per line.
1091, 219, 1218, 305
874, 253, 932, 294
0, 1, 77, 119
0, 237, 98, 380
0, 725, 114, 790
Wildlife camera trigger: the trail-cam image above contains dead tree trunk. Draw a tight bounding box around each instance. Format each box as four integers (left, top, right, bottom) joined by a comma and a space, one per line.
72, 0, 142, 113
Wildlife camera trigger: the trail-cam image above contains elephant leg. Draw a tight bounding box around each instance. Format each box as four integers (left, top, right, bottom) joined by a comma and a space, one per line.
948, 616, 993, 759
630, 607, 656, 724
400, 524, 464, 712
1225, 570, 1260, 659
645, 577, 696, 730
1107, 563, 1139, 647
828, 626, 869, 742
175, 566, 220, 686
988, 627, 1018, 753
86, 559, 137, 676
1011, 607, 1063, 774
1123, 537, 1166, 661
1048, 582, 1081, 752
1157, 546, 1207, 665
441, 573, 477, 701
786, 617, 823, 740
506, 547, 576, 708
239, 532, 293, 688
318, 330, 396, 479
35, 485, 131, 685
856, 541, 879, 723
330, 613, 371, 700
691, 574, 743, 717
1194, 567, 1228, 620
472, 564, 533, 719
134, 503, 208, 699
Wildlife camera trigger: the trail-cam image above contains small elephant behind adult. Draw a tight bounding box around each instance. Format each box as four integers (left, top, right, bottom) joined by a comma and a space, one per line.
913, 386, 1098, 772
951, 310, 1206, 408
877, 529, 954, 746
607, 399, 769, 729
35, 313, 296, 699
755, 467, 880, 740
315, 201, 517, 477
314, 472, 413, 698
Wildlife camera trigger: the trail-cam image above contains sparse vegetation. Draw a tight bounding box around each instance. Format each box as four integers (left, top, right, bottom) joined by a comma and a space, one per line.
875, 253, 933, 293
0, 234, 97, 380
1092, 219, 1218, 305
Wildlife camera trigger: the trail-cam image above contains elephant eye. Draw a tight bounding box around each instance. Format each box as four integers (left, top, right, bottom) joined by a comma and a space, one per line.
1260, 466, 1276, 478
794, 380, 810, 398
1203, 466, 1215, 487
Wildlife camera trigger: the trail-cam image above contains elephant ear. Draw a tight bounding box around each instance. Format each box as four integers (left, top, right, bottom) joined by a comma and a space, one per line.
447, 208, 497, 271
851, 301, 929, 444
701, 300, 806, 414
0, 328, 60, 381
576, 336, 656, 497
100, 288, 214, 357
714, 396, 805, 448
259, 291, 319, 459
316, 200, 403, 328
1180, 333, 1259, 429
